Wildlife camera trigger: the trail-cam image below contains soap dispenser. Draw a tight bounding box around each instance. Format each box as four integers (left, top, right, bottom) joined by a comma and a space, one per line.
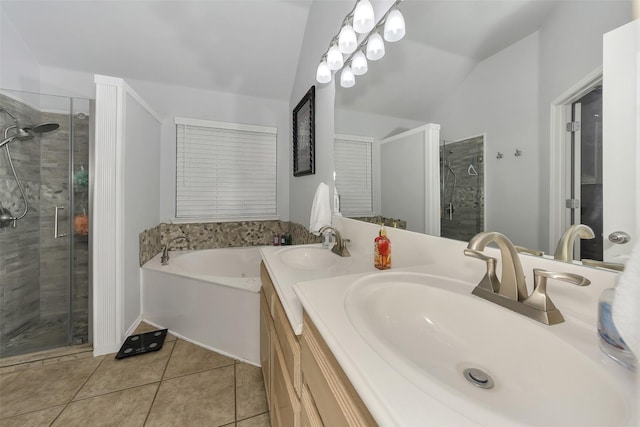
374, 224, 391, 270
597, 287, 637, 369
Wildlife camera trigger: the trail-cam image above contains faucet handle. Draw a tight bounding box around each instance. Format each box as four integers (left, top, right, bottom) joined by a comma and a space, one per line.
464, 249, 500, 292
524, 269, 590, 314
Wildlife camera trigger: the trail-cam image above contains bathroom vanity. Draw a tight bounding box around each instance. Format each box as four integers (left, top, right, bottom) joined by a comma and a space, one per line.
259, 217, 638, 427
260, 262, 375, 426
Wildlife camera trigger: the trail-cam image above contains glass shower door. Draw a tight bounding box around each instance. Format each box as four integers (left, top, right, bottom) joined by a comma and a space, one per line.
0, 90, 91, 358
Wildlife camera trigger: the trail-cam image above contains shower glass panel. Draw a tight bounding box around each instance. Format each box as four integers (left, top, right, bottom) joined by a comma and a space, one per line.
440, 136, 484, 241
0, 89, 91, 358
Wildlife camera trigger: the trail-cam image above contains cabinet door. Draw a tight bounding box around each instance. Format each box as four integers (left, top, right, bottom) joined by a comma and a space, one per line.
272, 337, 301, 427
301, 384, 324, 427
259, 289, 272, 407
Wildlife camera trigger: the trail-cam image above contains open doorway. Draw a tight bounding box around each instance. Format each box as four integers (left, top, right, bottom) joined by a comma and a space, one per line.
568, 87, 603, 260
549, 69, 602, 259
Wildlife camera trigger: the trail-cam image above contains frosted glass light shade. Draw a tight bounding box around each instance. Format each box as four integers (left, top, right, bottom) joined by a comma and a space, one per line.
338, 24, 357, 54
316, 61, 331, 84
327, 44, 344, 70
340, 66, 355, 88
353, 0, 375, 34
351, 50, 368, 75
366, 32, 385, 61
384, 9, 405, 42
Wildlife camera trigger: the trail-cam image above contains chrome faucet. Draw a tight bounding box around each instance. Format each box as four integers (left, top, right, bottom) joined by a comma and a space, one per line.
465, 231, 528, 301
319, 225, 350, 257
161, 236, 190, 265
465, 231, 590, 325
554, 224, 595, 262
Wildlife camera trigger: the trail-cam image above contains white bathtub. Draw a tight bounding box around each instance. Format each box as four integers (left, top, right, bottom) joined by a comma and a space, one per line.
141, 246, 265, 365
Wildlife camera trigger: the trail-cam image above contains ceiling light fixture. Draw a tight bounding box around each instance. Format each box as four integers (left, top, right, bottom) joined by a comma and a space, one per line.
315, 0, 405, 86
351, 50, 368, 75
340, 65, 356, 88
366, 31, 385, 60
353, 0, 375, 34
338, 23, 358, 54
383, 7, 406, 42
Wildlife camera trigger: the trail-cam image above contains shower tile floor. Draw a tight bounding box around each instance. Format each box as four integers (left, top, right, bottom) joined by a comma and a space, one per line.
0, 322, 269, 426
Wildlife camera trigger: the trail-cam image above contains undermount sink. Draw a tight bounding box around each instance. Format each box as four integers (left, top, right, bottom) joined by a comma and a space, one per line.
345, 272, 631, 427
278, 246, 337, 270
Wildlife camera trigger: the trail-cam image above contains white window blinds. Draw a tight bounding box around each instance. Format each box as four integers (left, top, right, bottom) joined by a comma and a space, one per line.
334, 134, 373, 216
175, 118, 277, 219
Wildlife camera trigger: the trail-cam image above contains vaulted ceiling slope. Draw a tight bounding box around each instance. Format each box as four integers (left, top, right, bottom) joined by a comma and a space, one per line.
1, 0, 621, 113
0, 0, 314, 100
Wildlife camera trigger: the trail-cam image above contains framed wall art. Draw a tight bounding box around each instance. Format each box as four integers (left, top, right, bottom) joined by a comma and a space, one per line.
292, 86, 315, 177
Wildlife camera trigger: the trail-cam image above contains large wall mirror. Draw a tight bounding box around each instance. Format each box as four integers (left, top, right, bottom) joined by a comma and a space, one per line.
333, 0, 633, 264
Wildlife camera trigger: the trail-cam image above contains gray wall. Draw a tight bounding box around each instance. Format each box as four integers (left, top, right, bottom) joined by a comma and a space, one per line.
0, 94, 42, 346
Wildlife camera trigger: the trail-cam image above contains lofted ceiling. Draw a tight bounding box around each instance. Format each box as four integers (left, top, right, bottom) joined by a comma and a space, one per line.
2, 0, 588, 116
0, 0, 315, 100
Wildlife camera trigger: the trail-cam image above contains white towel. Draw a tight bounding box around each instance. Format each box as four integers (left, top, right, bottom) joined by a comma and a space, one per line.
612, 240, 640, 357
309, 182, 331, 236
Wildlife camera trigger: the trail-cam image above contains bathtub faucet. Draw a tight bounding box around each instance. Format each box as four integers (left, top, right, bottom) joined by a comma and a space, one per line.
161, 236, 190, 266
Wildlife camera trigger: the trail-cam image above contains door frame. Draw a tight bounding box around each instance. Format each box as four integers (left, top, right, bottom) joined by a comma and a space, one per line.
548, 67, 602, 255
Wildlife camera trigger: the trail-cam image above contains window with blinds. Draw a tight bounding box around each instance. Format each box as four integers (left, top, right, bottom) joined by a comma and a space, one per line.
334, 134, 373, 216
175, 117, 277, 219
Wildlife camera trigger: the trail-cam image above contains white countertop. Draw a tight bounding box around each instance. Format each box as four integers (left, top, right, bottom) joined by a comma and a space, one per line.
259, 244, 378, 334
258, 221, 636, 427
292, 264, 638, 427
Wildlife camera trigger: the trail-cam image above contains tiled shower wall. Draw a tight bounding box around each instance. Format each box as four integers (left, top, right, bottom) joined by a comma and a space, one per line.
139, 221, 322, 266
440, 136, 485, 242
0, 94, 42, 343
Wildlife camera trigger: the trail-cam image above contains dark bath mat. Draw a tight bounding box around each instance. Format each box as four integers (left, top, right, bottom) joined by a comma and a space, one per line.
115, 329, 168, 360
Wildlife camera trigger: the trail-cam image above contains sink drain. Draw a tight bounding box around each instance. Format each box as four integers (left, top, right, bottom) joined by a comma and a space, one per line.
463, 368, 494, 389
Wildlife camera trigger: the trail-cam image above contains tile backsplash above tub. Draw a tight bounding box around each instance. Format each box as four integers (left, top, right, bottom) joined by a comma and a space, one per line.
139, 221, 321, 266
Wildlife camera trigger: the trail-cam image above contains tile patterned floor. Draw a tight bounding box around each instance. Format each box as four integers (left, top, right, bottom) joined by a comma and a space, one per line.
0, 323, 269, 426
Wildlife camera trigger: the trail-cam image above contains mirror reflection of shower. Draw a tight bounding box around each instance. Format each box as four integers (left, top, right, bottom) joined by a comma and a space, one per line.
0, 108, 59, 228
440, 135, 485, 241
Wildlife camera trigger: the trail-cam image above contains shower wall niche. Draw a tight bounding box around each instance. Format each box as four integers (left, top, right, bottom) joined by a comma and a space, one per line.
0, 90, 91, 358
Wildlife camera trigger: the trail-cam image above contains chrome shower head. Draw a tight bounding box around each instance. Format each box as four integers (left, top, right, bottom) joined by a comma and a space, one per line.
25, 122, 59, 133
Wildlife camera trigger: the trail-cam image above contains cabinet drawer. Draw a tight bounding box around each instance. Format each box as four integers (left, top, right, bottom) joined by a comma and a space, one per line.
301, 384, 324, 427
301, 313, 377, 427
260, 262, 276, 317
272, 336, 301, 427
272, 288, 302, 397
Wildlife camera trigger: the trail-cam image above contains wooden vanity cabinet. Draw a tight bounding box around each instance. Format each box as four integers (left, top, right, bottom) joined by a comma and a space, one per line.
301, 312, 377, 427
260, 262, 302, 427
260, 262, 376, 427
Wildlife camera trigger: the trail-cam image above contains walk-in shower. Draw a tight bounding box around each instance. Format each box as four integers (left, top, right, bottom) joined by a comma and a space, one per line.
0, 90, 92, 358
440, 135, 485, 241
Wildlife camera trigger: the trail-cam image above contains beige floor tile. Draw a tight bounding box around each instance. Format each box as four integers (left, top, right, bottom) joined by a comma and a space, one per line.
145, 365, 235, 427
75, 341, 175, 400
0, 371, 22, 392
235, 363, 268, 420
237, 412, 270, 427
0, 357, 102, 419
133, 322, 177, 342
52, 383, 158, 427
163, 339, 234, 379
0, 405, 65, 427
